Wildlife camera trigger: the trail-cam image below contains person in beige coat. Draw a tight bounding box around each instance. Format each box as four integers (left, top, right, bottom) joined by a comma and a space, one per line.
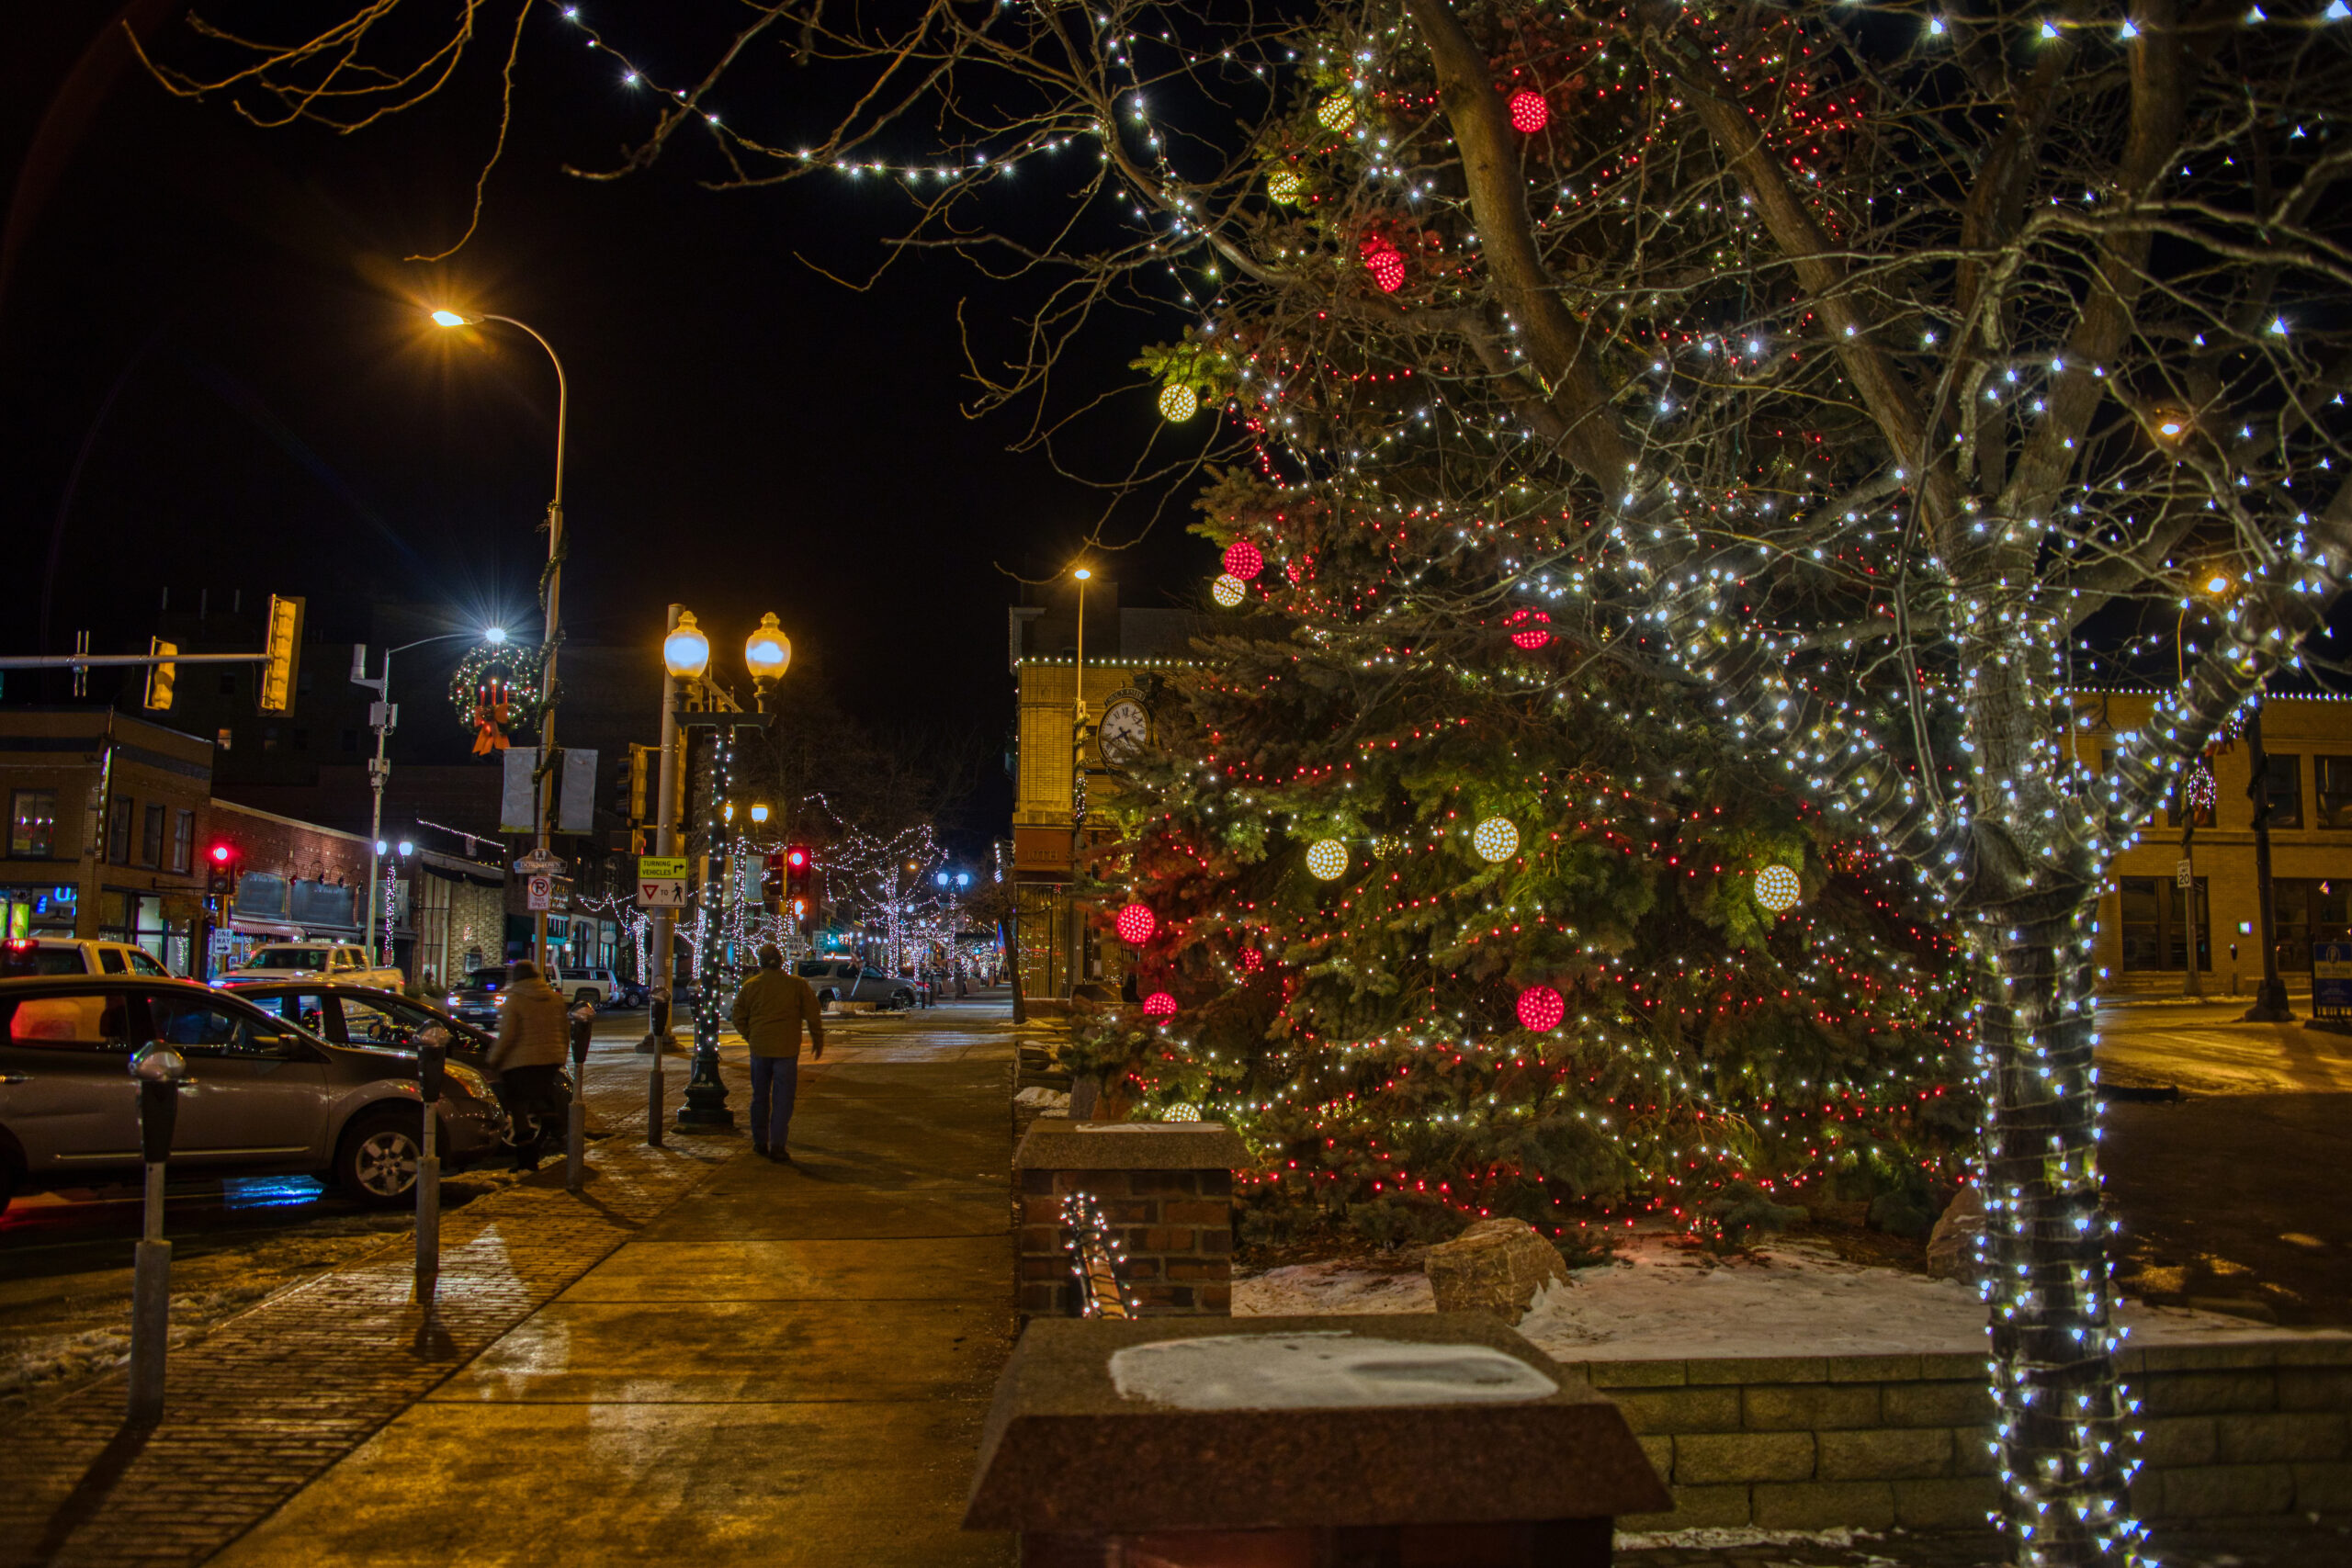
730, 943, 825, 1162
490, 959, 571, 1171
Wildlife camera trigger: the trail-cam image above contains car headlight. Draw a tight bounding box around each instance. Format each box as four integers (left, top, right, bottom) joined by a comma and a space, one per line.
445, 1062, 490, 1100
446, 993, 460, 1007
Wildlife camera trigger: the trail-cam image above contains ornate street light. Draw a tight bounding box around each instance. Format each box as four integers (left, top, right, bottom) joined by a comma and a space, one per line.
663, 611, 712, 680
745, 612, 791, 691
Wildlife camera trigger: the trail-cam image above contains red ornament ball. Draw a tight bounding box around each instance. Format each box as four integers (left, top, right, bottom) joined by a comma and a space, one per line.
1506, 608, 1553, 649
1223, 540, 1264, 581
1142, 991, 1178, 1019
1507, 89, 1549, 134
1362, 240, 1406, 294
1115, 903, 1156, 944
1239, 946, 1263, 973
1516, 985, 1566, 1032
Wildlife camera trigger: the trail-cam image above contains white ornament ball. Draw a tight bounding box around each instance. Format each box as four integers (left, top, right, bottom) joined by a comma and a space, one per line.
1472, 816, 1520, 863
1267, 168, 1305, 205
1159, 383, 1199, 423
1211, 573, 1248, 608
1306, 839, 1349, 881
1317, 94, 1358, 133
1754, 863, 1803, 912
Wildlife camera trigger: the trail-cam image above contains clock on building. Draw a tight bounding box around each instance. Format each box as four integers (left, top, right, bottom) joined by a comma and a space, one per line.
1098, 697, 1151, 763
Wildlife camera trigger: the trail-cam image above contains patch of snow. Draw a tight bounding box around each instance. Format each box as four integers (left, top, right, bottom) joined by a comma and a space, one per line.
1234, 1259, 1436, 1317
1238, 1235, 2344, 1363
1012, 1087, 1069, 1109
1616, 1526, 1883, 1552
1110, 1332, 1556, 1410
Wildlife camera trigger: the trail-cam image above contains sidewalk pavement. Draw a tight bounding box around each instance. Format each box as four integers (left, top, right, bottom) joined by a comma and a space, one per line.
204, 1003, 1019, 1566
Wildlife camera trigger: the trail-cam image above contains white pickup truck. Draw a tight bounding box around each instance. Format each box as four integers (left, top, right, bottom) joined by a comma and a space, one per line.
219, 942, 405, 992
1, 937, 176, 979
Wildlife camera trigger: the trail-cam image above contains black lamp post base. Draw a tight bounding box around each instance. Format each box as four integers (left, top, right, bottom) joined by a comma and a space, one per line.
2242, 981, 2298, 1023
674, 1103, 737, 1129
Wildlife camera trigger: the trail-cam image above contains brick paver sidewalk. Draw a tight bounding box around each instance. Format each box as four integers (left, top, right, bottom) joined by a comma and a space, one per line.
0, 1040, 750, 1568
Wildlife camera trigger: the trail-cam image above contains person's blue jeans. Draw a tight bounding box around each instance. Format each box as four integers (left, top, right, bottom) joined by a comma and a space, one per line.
749, 1054, 799, 1152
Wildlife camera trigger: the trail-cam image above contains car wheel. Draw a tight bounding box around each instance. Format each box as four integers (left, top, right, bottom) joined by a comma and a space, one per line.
335, 1106, 423, 1205
818, 988, 836, 1005
893, 989, 915, 1010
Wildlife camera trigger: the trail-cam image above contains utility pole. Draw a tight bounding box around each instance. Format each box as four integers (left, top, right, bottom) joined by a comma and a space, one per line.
2244, 698, 2298, 1022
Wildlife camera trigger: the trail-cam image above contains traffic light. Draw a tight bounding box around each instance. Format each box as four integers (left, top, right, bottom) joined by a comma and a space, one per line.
143, 638, 177, 711
255, 595, 304, 715
204, 842, 240, 898
627, 744, 651, 823
784, 844, 814, 898
762, 852, 786, 910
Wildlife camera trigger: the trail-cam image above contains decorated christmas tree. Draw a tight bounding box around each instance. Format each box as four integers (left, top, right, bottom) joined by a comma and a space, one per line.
1078, 466, 1972, 1247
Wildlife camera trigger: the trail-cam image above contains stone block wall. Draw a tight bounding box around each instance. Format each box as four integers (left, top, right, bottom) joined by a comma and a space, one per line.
1574, 1338, 2352, 1532
1016, 1167, 1234, 1318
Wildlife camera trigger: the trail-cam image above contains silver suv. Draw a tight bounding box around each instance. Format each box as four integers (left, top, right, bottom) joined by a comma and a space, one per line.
0, 976, 505, 1210
794, 959, 918, 1010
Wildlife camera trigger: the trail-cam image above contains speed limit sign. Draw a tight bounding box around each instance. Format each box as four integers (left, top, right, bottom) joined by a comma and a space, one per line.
527, 874, 552, 911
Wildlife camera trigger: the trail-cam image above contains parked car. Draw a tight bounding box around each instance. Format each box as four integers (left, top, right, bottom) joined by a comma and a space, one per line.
445, 965, 511, 1031
552, 966, 625, 1009
0, 976, 506, 1211
2, 937, 175, 980
794, 959, 918, 1010
229, 982, 496, 1066
220, 942, 403, 992
609, 976, 650, 1010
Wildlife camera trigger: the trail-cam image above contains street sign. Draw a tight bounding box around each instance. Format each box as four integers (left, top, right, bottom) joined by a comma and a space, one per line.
639, 856, 688, 881
2176, 859, 2194, 890
2314, 942, 2352, 1018
637, 878, 686, 910
515, 849, 566, 875
527, 874, 553, 912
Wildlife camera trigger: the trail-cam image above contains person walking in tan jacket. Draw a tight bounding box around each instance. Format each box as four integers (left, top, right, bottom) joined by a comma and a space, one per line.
730, 943, 825, 1162
490, 958, 571, 1171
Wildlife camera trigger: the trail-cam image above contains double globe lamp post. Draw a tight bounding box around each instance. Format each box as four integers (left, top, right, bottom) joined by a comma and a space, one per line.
650, 608, 791, 1137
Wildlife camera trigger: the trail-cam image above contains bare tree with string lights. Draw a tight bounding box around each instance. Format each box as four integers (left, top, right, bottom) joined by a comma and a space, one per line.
136, 1, 2352, 1561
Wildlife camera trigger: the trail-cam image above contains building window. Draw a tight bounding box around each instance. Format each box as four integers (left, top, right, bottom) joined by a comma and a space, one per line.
108, 797, 135, 863
2118, 876, 2211, 972
2317, 757, 2352, 829
263, 725, 280, 752
2272, 877, 2352, 974
2259, 753, 2302, 829
8, 790, 58, 858
171, 809, 195, 873
140, 803, 165, 868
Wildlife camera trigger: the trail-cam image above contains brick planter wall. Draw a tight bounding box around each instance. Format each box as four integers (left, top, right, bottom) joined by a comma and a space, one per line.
1573, 1337, 2352, 1532
1012, 1121, 1247, 1320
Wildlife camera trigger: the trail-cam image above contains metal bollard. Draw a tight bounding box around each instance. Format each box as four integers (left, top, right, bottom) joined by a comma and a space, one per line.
128, 1044, 188, 1424
415, 1030, 447, 1306
646, 994, 669, 1148
566, 1006, 593, 1193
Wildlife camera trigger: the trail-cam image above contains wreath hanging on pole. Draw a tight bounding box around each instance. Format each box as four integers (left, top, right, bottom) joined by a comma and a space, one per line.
449, 642, 543, 754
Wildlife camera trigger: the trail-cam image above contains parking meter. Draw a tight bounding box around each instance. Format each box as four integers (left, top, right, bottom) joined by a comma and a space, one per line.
127, 1045, 188, 1422
566, 1005, 593, 1193
413, 1028, 449, 1305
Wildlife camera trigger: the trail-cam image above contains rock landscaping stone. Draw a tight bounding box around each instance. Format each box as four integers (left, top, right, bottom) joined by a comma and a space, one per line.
1925, 1186, 1985, 1282
1425, 1216, 1568, 1318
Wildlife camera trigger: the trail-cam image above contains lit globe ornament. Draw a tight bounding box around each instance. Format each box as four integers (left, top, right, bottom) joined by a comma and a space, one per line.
1507, 89, 1550, 133
1115, 902, 1157, 944
1505, 608, 1552, 649
1363, 242, 1406, 294
1472, 816, 1520, 863
1267, 168, 1305, 204
1211, 573, 1248, 608
1141, 991, 1179, 1019
1306, 839, 1349, 880
1223, 540, 1264, 580
1754, 863, 1804, 912
1161, 1101, 1202, 1122
1159, 382, 1199, 423
1516, 985, 1566, 1032
1238, 946, 1263, 974
1317, 94, 1357, 133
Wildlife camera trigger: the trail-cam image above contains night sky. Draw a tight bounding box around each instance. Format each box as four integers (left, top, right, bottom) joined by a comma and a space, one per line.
2, 4, 1216, 839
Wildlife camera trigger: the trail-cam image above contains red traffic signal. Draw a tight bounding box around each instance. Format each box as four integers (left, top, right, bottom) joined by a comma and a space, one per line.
784, 844, 815, 897
209, 843, 234, 865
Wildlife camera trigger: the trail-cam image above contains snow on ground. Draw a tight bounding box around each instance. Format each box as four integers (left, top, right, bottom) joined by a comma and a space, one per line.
1233, 1232, 2338, 1361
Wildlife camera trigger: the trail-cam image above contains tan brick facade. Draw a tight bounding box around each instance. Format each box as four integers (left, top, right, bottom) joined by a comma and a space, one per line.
2080, 692, 2352, 993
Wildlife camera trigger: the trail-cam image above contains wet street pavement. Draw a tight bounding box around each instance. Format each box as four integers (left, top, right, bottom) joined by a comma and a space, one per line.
2096, 995, 2352, 1325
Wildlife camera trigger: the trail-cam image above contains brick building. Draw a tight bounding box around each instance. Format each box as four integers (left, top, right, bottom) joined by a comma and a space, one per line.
2081, 691, 2352, 993
0, 708, 213, 968
1006, 579, 1207, 1001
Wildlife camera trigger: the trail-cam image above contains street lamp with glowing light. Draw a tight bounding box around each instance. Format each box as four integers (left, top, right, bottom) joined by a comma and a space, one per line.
429, 310, 471, 328
663, 612, 711, 680
744, 613, 791, 687
750, 805, 770, 825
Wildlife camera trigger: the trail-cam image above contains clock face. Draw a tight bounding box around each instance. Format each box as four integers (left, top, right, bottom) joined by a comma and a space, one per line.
1099, 699, 1150, 762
